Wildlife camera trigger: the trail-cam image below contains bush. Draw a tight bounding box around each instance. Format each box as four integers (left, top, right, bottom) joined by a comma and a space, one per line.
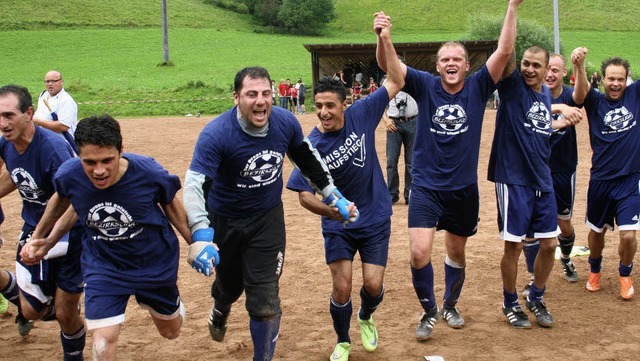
278, 0, 334, 35
466, 14, 561, 68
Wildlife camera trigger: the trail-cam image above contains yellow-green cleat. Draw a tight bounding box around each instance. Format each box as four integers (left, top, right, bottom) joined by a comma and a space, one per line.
329, 342, 351, 361
358, 315, 378, 352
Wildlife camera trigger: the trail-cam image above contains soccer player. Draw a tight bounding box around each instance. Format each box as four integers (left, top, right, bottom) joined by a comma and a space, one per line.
375, 0, 521, 339
285, 13, 402, 360
0, 84, 85, 358
21, 114, 193, 360
571, 48, 640, 300
521, 53, 584, 297
184, 66, 354, 361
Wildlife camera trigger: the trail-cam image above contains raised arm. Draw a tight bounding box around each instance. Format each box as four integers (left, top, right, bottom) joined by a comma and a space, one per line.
375, 12, 405, 99
374, 12, 407, 80
162, 196, 192, 244
486, 0, 522, 82
571, 47, 590, 105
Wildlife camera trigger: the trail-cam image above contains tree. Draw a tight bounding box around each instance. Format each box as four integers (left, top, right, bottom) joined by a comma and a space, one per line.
278, 0, 334, 35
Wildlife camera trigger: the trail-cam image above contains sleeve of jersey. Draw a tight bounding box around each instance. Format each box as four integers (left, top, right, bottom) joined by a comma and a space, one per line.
287, 137, 336, 198
184, 169, 211, 232
285, 168, 314, 194
404, 67, 429, 101
147, 158, 181, 205
476, 65, 497, 101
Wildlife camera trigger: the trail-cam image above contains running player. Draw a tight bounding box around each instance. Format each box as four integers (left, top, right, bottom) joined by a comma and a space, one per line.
184, 66, 354, 361
375, 0, 522, 339
0, 84, 85, 358
285, 13, 402, 360
571, 48, 640, 300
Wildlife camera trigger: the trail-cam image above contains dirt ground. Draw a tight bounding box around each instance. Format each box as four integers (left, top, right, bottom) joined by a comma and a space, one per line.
0, 110, 638, 361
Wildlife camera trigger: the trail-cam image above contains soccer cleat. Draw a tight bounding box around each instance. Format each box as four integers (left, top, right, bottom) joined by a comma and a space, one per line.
525, 298, 554, 328
561, 259, 579, 283
521, 281, 533, 299
329, 342, 351, 361
208, 308, 228, 342
619, 276, 634, 300
415, 306, 439, 341
357, 315, 378, 352
586, 272, 601, 292
0, 294, 8, 314
440, 306, 465, 329
15, 312, 34, 337
502, 304, 531, 329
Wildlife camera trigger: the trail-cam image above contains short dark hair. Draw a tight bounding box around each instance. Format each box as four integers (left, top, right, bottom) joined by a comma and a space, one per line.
0, 84, 32, 112
314, 76, 346, 103
601, 57, 630, 77
75, 114, 123, 152
234, 67, 272, 93
524, 45, 550, 66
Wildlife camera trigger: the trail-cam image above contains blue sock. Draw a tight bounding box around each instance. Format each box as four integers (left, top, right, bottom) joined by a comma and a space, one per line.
358, 286, 384, 321
522, 240, 539, 274
443, 259, 465, 308
0, 271, 20, 307
619, 262, 633, 277
329, 297, 352, 344
589, 256, 603, 274
503, 289, 519, 309
411, 263, 436, 312
61, 326, 86, 361
249, 316, 280, 361
528, 283, 546, 302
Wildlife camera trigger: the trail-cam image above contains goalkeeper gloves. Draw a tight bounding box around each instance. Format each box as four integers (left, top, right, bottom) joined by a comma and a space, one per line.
187, 228, 219, 277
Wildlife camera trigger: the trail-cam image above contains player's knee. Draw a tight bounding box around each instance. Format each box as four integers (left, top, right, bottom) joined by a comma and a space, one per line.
246, 286, 280, 319
93, 337, 112, 360
620, 231, 636, 245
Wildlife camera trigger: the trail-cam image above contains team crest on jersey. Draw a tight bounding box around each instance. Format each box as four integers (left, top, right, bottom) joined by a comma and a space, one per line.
241, 150, 283, 185
603, 106, 634, 132
432, 104, 468, 133
10, 168, 46, 205
526, 101, 551, 132
87, 202, 140, 240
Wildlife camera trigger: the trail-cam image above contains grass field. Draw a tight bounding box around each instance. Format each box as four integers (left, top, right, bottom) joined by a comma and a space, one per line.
1, 1, 639, 117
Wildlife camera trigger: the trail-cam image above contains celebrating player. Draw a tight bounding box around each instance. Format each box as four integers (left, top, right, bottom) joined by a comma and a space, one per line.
184, 66, 354, 361
21, 114, 193, 360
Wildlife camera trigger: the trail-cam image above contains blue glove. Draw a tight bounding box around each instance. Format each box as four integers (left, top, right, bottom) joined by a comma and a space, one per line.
323, 189, 354, 223
187, 228, 219, 277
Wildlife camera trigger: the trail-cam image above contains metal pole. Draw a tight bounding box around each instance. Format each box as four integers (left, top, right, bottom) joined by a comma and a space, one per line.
162, 0, 170, 63
553, 0, 560, 54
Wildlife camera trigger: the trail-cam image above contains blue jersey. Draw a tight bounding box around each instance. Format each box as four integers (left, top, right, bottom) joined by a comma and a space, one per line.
286, 87, 392, 230
549, 85, 578, 173
0, 126, 75, 229
404, 65, 495, 190
488, 69, 554, 191
582, 81, 640, 180
54, 153, 182, 288
190, 106, 307, 218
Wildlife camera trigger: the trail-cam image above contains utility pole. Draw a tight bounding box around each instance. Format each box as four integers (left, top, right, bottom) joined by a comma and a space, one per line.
553, 0, 560, 54
161, 0, 170, 64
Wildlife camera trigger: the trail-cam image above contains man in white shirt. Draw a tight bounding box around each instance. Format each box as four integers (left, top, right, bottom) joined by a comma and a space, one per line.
33, 70, 78, 150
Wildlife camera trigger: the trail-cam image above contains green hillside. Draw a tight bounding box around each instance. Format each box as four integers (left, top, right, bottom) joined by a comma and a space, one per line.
1, 0, 639, 117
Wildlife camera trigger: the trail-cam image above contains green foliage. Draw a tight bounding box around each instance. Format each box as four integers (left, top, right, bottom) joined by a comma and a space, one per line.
254, 0, 283, 27
466, 14, 559, 66
278, 0, 334, 35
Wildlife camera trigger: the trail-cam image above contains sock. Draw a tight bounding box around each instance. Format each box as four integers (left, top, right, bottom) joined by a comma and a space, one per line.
503, 288, 519, 309
443, 256, 465, 309
249, 316, 280, 361
358, 286, 384, 321
41, 303, 57, 321
589, 256, 603, 274
411, 263, 436, 312
329, 297, 352, 344
558, 233, 575, 258
0, 271, 20, 307
522, 240, 540, 274
61, 325, 86, 361
619, 262, 633, 277
528, 283, 546, 303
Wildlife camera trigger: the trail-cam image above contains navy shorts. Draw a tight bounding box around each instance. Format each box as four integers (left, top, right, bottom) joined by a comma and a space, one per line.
552, 171, 576, 220
408, 183, 479, 237
16, 228, 83, 313
84, 281, 182, 330
495, 183, 559, 242
586, 173, 640, 232
322, 218, 390, 266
